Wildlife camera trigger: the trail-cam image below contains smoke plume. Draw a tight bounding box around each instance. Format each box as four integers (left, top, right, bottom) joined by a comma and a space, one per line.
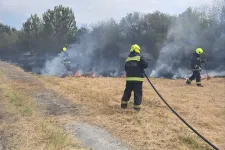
151, 1, 225, 78
41, 1, 225, 78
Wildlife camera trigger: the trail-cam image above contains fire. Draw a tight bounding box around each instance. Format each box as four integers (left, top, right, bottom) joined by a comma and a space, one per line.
74, 71, 81, 77
92, 73, 96, 78
74, 72, 97, 78
201, 75, 214, 80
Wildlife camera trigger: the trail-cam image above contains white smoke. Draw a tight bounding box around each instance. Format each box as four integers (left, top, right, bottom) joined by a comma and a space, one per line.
40, 30, 107, 77
40, 20, 128, 77
40, 1, 225, 78
150, 13, 201, 78
41, 53, 68, 76
150, 1, 225, 78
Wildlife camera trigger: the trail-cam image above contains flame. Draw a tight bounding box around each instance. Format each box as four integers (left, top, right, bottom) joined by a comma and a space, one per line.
74, 71, 81, 77
74, 72, 98, 78
201, 75, 214, 80
92, 73, 96, 78
210, 76, 214, 79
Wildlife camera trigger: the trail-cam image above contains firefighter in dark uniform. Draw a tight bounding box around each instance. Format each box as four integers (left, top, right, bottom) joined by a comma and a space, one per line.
186, 48, 205, 87
121, 44, 148, 111
61, 46, 72, 71
62, 47, 69, 58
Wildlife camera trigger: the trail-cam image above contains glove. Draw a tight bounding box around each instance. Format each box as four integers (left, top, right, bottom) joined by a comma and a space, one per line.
194, 65, 199, 69
194, 65, 201, 71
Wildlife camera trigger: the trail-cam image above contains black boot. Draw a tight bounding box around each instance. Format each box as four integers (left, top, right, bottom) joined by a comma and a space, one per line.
197, 84, 203, 87
121, 101, 128, 109
133, 105, 141, 112
186, 79, 191, 84
133, 107, 141, 112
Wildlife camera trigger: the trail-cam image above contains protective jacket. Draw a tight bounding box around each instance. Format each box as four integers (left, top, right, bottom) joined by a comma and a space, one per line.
191, 52, 203, 69
61, 51, 70, 65
125, 52, 148, 82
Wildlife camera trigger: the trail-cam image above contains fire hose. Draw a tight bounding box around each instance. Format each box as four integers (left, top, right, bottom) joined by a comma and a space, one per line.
143, 71, 219, 150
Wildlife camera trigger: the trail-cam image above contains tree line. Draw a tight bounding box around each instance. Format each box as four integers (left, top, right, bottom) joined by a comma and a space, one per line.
0, 1, 224, 75
0, 5, 76, 56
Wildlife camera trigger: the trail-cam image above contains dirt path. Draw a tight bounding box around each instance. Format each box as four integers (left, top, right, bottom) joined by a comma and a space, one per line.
0, 61, 131, 150
66, 123, 130, 150
0, 143, 2, 150
0, 62, 80, 116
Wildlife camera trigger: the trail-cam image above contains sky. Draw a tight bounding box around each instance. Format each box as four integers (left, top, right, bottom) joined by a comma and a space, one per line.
0, 0, 213, 30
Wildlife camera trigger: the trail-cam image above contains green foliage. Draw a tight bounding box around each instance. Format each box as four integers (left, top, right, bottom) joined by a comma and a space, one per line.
0, 23, 11, 33
0, 1, 224, 68
19, 14, 43, 52
0, 23, 19, 54
0, 5, 77, 55
42, 5, 77, 52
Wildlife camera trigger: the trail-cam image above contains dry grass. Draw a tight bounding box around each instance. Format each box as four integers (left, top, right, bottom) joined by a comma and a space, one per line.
0, 61, 224, 150
40, 76, 225, 150
0, 68, 85, 150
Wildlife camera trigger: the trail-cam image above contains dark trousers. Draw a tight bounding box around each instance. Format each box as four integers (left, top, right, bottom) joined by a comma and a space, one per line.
121, 81, 143, 106
189, 71, 201, 84
65, 63, 72, 71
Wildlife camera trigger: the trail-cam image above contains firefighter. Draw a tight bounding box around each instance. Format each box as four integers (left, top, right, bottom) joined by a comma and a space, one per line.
186, 48, 205, 87
61, 46, 72, 71
62, 47, 69, 57
121, 44, 148, 111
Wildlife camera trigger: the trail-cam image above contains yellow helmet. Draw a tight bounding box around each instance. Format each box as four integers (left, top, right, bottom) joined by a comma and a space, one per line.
62, 47, 67, 52
195, 48, 204, 55
130, 44, 141, 53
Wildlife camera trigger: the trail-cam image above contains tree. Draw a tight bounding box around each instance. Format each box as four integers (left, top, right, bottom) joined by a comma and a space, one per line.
19, 14, 43, 53
119, 12, 143, 44
0, 23, 19, 55
0, 23, 11, 33
140, 11, 173, 57
42, 5, 77, 52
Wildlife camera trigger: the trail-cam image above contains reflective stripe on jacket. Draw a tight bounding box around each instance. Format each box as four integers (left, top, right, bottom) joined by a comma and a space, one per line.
125, 52, 148, 82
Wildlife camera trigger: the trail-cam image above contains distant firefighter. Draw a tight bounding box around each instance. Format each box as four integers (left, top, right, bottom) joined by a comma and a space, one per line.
62, 46, 69, 59
121, 44, 148, 111
61, 46, 72, 75
186, 48, 206, 87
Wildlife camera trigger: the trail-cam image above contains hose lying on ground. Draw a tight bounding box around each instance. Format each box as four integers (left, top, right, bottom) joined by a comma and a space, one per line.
143, 71, 219, 150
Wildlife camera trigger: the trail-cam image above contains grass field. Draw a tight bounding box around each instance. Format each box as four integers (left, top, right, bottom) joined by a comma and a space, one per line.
0, 61, 224, 150
0, 62, 86, 150
39, 74, 225, 150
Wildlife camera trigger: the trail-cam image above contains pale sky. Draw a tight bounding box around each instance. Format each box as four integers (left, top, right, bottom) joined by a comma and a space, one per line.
0, 0, 213, 29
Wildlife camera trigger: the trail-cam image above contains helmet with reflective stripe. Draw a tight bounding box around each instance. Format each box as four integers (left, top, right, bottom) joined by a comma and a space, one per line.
130, 44, 141, 53
195, 48, 203, 55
